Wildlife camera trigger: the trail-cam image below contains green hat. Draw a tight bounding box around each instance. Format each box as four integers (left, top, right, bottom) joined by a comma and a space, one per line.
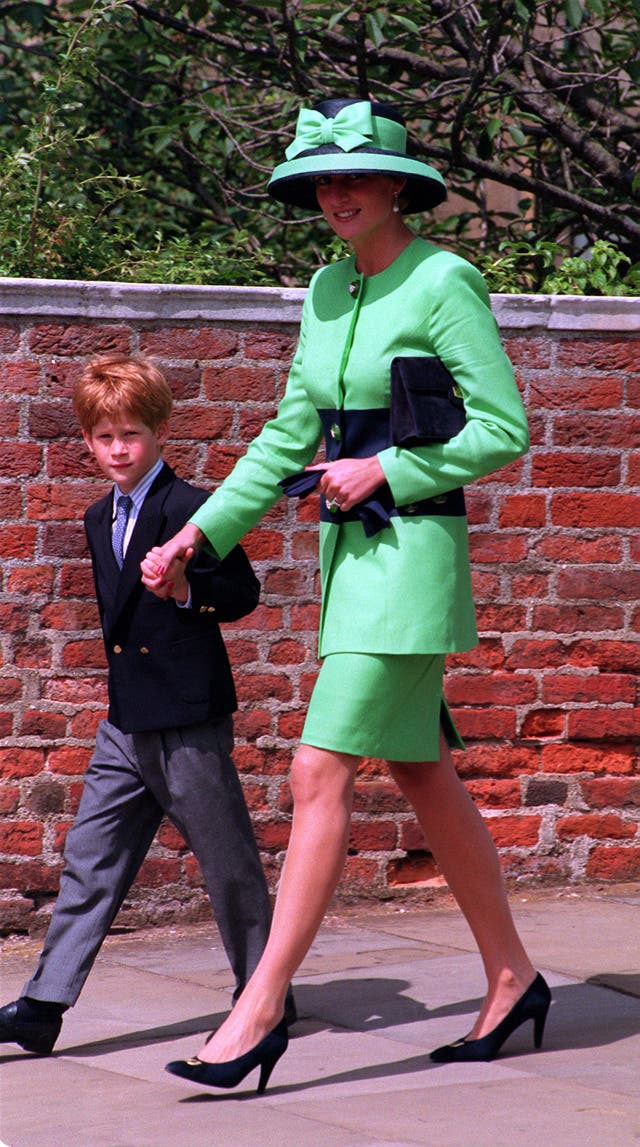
268, 98, 446, 215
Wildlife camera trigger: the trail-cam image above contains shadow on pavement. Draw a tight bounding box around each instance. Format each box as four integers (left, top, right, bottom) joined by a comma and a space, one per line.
2, 976, 638, 1067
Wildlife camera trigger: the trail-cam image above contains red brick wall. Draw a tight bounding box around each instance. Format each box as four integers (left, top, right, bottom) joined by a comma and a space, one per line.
0, 283, 638, 934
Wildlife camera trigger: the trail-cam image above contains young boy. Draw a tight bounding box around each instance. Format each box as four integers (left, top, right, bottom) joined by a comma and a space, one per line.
0, 354, 284, 1055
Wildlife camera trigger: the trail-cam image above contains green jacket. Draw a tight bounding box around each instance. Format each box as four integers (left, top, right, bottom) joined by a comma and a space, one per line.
191, 238, 529, 656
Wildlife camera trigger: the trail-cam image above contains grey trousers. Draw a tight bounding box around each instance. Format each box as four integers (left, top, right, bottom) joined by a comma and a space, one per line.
24, 717, 273, 1007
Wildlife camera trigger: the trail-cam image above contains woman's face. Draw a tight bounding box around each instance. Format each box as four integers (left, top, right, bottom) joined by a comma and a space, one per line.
313, 172, 405, 245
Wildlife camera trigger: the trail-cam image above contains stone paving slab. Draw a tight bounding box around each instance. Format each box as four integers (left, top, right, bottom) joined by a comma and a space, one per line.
281, 1074, 640, 1147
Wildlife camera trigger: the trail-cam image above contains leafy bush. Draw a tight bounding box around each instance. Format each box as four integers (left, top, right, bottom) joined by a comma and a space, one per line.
0, 2, 638, 292
0, 1, 277, 285
541, 241, 640, 296
119, 232, 274, 286
479, 240, 640, 296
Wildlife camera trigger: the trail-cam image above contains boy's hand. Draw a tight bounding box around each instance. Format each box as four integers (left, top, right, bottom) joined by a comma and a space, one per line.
141, 522, 205, 600
141, 549, 194, 601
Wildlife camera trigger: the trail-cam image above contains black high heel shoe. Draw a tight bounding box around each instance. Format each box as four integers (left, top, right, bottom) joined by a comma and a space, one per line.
430, 972, 551, 1063
165, 1019, 288, 1095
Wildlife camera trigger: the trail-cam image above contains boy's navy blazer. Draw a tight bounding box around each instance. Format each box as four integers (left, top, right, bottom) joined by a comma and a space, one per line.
84, 462, 260, 734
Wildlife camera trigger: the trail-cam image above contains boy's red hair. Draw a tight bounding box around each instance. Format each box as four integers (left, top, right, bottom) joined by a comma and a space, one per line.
73, 355, 173, 433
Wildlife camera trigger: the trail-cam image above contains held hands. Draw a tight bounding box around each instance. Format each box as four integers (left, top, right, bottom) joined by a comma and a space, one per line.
141, 548, 194, 602
140, 523, 205, 602
306, 455, 385, 512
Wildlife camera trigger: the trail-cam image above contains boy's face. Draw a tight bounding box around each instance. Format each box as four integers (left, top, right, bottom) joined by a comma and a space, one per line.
83, 415, 169, 493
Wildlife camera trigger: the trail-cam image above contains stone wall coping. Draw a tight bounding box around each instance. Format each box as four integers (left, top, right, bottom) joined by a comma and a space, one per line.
0, 278, 638, 331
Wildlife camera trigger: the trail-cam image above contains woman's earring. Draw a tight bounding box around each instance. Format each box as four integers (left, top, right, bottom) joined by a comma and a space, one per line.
393, 192, 401, 213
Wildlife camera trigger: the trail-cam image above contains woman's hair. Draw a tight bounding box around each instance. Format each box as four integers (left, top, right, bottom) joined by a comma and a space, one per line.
73, 354, 173, 433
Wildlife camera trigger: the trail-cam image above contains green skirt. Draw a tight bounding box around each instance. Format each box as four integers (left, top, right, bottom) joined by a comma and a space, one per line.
302, 652, 464, 762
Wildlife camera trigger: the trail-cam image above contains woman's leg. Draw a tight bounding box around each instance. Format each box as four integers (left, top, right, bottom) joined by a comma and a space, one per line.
198, 744, 359, 1063
388, 734, 536, 1040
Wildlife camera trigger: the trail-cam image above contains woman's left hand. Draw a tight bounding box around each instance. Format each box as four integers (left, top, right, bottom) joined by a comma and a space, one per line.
306, 455, 385, 512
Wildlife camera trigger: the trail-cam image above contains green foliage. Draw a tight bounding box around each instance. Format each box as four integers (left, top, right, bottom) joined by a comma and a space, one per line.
119, 232, 274, 285
0, 1, 638, 287
0, 1, 279, 283
478, 239, 640, 295
0, 2, 138, 278
541, 241, 640, 296
477, 241, 562, 294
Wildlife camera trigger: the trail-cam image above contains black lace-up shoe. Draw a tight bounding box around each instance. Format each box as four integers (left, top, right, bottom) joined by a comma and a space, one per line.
0, 999, 62, 1055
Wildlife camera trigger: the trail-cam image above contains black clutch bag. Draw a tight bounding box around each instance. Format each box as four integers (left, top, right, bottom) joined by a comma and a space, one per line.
390, 356, 466, 446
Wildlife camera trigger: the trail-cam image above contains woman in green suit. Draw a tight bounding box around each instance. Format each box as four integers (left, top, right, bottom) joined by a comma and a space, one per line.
142, 98, 551, 1091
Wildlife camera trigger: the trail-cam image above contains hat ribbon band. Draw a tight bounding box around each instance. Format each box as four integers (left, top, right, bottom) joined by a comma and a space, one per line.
285, 102, 379, 160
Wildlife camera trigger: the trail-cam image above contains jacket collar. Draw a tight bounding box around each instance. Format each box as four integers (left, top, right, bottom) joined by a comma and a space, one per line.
101, 462, 175, 634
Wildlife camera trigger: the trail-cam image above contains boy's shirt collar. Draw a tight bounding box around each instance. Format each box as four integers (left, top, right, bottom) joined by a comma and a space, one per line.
113, 457, 164, 513
111, 457, 191, 608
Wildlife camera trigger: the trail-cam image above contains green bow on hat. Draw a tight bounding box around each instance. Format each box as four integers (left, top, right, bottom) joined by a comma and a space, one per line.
285, 101, 374, 160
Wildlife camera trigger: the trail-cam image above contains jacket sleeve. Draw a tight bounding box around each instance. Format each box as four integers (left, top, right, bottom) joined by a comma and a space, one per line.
189, 297, 323, 559
185, 543, 260, 623
377, 257, 529, 506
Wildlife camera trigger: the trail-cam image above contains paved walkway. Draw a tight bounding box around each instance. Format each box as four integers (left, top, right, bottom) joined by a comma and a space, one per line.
1, 884, 639, 1147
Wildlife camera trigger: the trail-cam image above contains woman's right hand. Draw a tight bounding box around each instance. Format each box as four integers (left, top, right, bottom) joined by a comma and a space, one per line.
140, 522, 205, 595
307, 455, 386, 512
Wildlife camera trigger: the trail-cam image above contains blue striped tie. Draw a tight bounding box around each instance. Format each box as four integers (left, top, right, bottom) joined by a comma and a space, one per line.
113, 494, 133, 568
